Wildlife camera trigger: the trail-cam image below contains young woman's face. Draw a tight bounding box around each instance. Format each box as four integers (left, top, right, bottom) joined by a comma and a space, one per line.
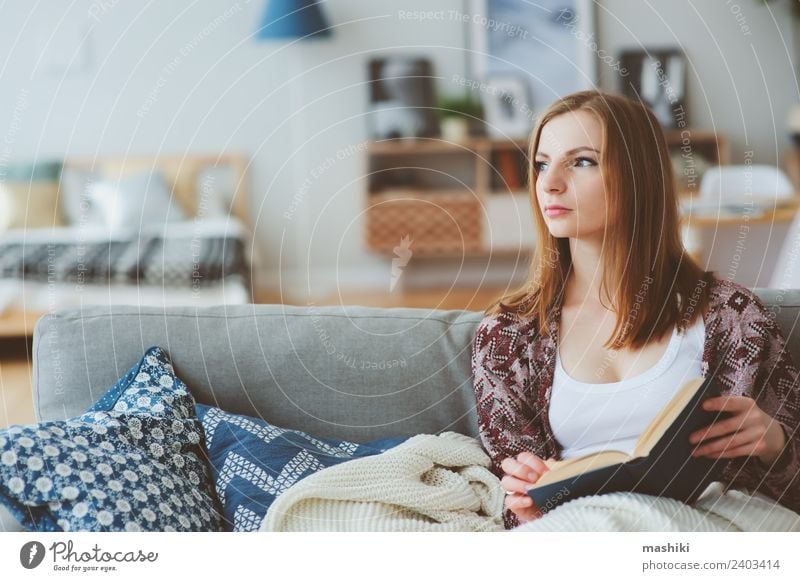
534, 110, 608, 242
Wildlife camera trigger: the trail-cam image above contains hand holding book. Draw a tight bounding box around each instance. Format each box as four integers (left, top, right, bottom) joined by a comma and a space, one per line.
499, 451, 553, 522
526, 377, 733, 514
690, 395, 788, 465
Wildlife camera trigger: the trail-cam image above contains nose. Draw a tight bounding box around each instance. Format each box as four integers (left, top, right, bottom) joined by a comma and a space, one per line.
538, 164, 567, 194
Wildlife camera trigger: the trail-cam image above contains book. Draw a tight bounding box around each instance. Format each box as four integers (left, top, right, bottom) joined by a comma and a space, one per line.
496, 150, 522, 191
527, 376, 731, 514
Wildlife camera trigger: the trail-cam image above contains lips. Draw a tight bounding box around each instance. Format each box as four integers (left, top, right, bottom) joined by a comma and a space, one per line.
544, 205, 572, 217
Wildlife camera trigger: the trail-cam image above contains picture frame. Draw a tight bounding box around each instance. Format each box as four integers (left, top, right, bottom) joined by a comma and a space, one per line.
481, 75, 534, 139
618, 48, 687, 129
366, 57, 439, 140
467, 0, 597, 137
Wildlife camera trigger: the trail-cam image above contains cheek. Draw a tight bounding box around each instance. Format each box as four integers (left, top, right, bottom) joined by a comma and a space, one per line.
534, 183, 545, 204
576, 177, 606, 211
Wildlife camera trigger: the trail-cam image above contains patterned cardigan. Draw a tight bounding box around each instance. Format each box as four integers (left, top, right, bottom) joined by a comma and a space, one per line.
471, 278, 800, 530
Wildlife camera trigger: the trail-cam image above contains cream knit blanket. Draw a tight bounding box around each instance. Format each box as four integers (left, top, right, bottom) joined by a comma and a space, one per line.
514, 481, 800, 532
259, 432, 506, 532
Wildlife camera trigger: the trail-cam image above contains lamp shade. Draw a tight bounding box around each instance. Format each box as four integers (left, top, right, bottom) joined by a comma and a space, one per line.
257, 0, 331, 40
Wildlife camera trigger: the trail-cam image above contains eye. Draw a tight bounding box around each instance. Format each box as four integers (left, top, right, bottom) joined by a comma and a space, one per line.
534, 160, 548, 172
574, 157, 597, 167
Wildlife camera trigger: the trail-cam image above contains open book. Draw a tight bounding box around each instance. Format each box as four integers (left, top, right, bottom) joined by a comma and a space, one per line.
527, 376, 730, 514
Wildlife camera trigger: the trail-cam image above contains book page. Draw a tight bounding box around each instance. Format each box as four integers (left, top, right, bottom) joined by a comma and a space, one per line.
535, 450, 632, 486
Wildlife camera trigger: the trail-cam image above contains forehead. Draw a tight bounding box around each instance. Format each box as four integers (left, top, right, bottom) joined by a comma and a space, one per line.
537, 110, 603, 154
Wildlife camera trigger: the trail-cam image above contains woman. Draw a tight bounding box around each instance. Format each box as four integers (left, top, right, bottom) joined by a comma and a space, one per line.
471, 90, 800, 530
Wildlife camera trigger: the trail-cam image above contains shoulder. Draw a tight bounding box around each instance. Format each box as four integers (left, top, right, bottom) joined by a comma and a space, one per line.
472, 310, 542, 366
703, 279, 785, 354
704, 278, 774, 324
473, 311, 537, 345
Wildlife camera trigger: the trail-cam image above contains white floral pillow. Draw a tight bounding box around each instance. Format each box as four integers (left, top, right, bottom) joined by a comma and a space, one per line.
0, 346, 224, 531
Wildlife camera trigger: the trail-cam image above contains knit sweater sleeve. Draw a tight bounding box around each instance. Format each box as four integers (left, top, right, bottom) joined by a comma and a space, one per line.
722, 291, 800, 514
470, 314, 546, 529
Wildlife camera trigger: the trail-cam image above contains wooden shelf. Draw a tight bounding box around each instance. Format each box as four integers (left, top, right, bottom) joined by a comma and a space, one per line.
365, 132, 729, 258
368, 188, 478, 200
365, 137, 533, 257
663, 130, 729, 165
680, 198, 800, 226
785, 149, 800, 191
488, 190, 528, 196
367, 136, 527, 155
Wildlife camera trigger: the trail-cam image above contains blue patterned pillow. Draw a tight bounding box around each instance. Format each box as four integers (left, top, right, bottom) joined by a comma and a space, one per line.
0, 346, 224, 532
196, 405, 408, 532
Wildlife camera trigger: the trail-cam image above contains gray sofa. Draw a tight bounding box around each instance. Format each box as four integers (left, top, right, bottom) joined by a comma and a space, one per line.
3, 287, 799, 531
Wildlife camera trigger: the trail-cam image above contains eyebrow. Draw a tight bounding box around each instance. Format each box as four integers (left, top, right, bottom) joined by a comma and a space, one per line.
535, 147, 600, 158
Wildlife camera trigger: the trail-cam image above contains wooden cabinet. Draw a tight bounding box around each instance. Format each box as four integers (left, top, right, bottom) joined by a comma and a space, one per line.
365, 137, 534, 257
364, 132, 727, 257
663, 130, 729, 197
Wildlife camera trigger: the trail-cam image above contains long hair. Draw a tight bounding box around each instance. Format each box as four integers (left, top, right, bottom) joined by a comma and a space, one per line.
485, 90, 714, 350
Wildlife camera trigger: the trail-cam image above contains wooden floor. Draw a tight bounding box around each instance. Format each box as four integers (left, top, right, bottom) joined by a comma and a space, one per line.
0, 287, 508, 428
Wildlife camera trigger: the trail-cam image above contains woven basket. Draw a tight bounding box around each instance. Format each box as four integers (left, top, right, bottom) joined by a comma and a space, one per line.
366, 191, 482, 256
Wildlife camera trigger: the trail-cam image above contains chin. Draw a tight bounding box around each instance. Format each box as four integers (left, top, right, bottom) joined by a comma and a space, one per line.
545, 226, 575, 238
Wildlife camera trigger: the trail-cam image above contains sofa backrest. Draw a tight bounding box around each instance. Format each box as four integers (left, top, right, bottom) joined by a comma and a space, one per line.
31, 288, 800, 442
32, 304, 483, 441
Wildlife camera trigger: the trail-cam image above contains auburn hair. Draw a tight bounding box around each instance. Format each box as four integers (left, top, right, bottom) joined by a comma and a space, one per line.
485, 90, 714, 350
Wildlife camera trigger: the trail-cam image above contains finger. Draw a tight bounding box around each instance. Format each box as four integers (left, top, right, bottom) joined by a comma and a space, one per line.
501, 474, 538, 494
693, 426, 763, 457
500, 458, 531, 480
702, 396, 754, 413
502, 456, 545, 482
516, 452, 551, 475
701, 443, 761, 459
505, 493, 534, 510
690, 414, 752, 444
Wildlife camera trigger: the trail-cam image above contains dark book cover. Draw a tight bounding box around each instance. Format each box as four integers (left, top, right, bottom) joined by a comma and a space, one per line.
528, 376, 731, 514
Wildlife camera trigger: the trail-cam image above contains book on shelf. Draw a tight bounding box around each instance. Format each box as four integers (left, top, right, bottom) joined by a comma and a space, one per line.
527, 376, 730, 514
495, 150, 522, 191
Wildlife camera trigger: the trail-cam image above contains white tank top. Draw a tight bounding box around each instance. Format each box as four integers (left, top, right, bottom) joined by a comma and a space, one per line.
550, 315, 706, 460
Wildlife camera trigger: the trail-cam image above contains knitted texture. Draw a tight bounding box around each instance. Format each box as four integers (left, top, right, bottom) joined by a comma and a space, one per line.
513, 482, 800, 532
472, 278, 800, 530
259, 432, 504, 532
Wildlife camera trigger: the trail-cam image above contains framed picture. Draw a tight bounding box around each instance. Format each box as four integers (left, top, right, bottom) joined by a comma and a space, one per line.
468, 0, 597, 138
481, 75, 533, 139
366, 57, 439, 140
618, 48, 687, 129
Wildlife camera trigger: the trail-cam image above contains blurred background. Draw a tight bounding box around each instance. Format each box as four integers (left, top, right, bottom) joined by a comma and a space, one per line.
2, 0, 800, 426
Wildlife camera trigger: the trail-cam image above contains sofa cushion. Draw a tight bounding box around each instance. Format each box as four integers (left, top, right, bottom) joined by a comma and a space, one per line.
197, 405, 408, 531
0, 346, 224, 532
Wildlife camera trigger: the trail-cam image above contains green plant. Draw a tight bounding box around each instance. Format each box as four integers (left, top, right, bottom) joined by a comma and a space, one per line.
436, 95, 483, 120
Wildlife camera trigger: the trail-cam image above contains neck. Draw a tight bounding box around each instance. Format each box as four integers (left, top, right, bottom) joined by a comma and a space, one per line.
566, 237, 614, 307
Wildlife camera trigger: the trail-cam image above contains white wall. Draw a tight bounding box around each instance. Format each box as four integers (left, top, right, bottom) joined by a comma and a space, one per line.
0, 0, 797, 299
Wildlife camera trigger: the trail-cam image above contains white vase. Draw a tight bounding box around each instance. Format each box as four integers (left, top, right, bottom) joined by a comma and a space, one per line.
440, 117, 469, 142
